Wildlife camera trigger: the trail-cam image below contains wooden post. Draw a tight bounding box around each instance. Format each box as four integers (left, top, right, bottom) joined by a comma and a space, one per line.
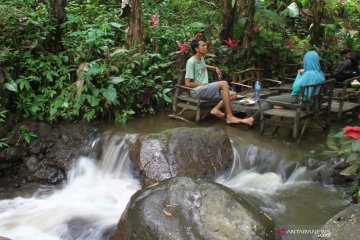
311, 0, 324, 46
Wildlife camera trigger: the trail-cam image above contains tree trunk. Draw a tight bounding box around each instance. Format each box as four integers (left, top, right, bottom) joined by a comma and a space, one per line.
122, 0, 144, 52
239, 0, 256, 58
46, 0, 67, 52
220, 0, 238, 40
311, 0, 324, 47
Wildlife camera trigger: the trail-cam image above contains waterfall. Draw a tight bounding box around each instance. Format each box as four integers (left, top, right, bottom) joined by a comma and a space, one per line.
0, 133, 140, 240
0, 132, 347, 239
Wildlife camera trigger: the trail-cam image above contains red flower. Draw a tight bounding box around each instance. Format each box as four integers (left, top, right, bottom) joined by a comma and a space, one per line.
286, 40, 295, 49
223, 38, 239, 47
252, 25, 259, 33
175, 41, 189, 54
342, 126, 360, 139
193, 32, 202, 39
150, 14, 159, 27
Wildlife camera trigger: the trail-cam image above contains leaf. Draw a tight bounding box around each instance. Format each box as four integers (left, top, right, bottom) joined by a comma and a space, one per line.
101, 85, 117, 102
109, 76, 125, 84
163, 209, 172, 217
287, 3, 299, 18
190, 22, 205, 29
347, 153, 360, 163
62, 102, 69, 108
110, 48, 129, 57
334, 130, 346, 138
110, 22, 123, 29
340, 164, 360, 176
5, 81, 18, 92
353, 140, 360, 152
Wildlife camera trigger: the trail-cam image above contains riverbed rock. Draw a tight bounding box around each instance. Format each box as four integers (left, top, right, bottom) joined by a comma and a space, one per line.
113, 176, 274, 240
0, 120, 95, 186
130, 127, 233, 187
312, 204, 360, 240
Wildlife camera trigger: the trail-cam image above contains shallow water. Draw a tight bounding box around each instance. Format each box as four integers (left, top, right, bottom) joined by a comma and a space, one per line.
0, 112, 353, 239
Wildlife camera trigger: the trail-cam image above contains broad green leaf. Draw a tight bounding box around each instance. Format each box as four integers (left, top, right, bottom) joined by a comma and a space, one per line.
190, 22, 205, 29
101, 85, 117, 102
334, 130, 346, 138
110, 48, 129, 57
347, 153, 360, 162
62, 102, 69, 108
110, 76, 125, 84
340, 164, 360, 176
352, 140, 360, 152
5, 81, 18, 92
287, 3, 299, 18
110, 22, 123, 29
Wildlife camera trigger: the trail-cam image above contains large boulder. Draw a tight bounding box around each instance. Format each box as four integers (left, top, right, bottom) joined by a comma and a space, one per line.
113, 176, 274, 240
312, 204, 360, 240
130, 127, 233, 187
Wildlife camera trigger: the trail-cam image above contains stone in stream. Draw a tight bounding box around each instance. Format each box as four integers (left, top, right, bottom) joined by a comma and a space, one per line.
312, 203, 360, 240
130, 127, 233, 187
112, 176, 275, 240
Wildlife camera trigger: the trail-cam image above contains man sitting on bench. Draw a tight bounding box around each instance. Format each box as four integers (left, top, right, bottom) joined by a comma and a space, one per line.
185, 39, 242, 124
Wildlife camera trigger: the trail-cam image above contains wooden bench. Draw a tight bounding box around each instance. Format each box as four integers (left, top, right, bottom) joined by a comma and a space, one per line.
168, 70, 219, 124
259, 79, 335, 141
331, 76, 360, 121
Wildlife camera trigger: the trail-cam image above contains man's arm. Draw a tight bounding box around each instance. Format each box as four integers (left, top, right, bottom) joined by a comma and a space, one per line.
206, 65, 222, 79
184, 78, 207, 88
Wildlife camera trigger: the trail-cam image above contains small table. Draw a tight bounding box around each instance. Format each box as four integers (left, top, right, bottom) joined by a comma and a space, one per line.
231, 101, 258, 117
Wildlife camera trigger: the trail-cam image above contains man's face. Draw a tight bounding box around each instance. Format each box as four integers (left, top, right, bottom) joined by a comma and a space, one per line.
196, 41, 208, 54
344, 52, 352, 59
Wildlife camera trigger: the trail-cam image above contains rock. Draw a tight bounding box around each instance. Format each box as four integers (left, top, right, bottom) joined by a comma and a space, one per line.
25, 156, 39, 171
28, 165, 65, 184
312, 204, 360, 240
4, 147, 21, 162
0, 236, 13, 240
130, 127, 233, 187
113, 176, 274, 240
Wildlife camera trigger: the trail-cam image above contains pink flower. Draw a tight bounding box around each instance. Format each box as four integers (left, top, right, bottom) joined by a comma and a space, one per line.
223, 38, 239, 47
175, 41, 189, 54
252, 25, 259, 33
342, 126, 360, 139
150, 14, 159, 27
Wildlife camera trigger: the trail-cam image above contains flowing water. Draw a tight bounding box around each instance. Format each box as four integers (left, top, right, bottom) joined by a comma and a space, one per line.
0, 112, 350, 239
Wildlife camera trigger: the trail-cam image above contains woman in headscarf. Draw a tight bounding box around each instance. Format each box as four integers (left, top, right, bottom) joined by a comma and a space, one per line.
239, 50, 325, 126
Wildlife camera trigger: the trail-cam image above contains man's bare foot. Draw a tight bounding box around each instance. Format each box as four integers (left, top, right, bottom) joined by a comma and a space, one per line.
210, 108, 225, 118
226, 116, 242, 124
239, 117, 255, 126
274, 105, 283, 109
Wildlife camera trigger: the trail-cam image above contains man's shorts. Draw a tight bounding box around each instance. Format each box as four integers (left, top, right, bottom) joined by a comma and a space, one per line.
197, 82, 221, 100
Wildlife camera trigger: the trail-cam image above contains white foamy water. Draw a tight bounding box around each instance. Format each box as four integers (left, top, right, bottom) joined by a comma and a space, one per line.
0, 133, 141, 240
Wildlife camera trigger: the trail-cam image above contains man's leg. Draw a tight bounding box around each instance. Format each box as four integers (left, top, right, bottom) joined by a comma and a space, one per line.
240, 93, 298, 126
211, 81, 242, 124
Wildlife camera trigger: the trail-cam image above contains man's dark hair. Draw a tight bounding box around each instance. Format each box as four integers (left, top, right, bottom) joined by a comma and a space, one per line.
351, 53, 360, 64
190, 39, 200, 53
341, 48, 351, 56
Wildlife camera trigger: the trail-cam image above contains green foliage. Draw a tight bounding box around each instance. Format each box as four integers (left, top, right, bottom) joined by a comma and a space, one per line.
17, 125, 37, 145
327, 128, 360, 176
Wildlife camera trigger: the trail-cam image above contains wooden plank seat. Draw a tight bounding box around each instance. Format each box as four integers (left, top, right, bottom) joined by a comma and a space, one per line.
259, 79, 335, 141
330, 76, 360, 121
168, 70, 219, 124
231, 67, 282, 98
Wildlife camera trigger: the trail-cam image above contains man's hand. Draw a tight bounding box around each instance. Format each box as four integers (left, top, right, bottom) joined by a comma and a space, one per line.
215, 67, 222, 80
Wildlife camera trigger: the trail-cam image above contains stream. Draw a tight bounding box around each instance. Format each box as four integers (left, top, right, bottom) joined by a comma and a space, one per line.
0, 113, 350, 239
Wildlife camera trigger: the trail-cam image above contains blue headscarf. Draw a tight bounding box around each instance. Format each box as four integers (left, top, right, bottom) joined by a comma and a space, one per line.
291, 51, 325, 96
